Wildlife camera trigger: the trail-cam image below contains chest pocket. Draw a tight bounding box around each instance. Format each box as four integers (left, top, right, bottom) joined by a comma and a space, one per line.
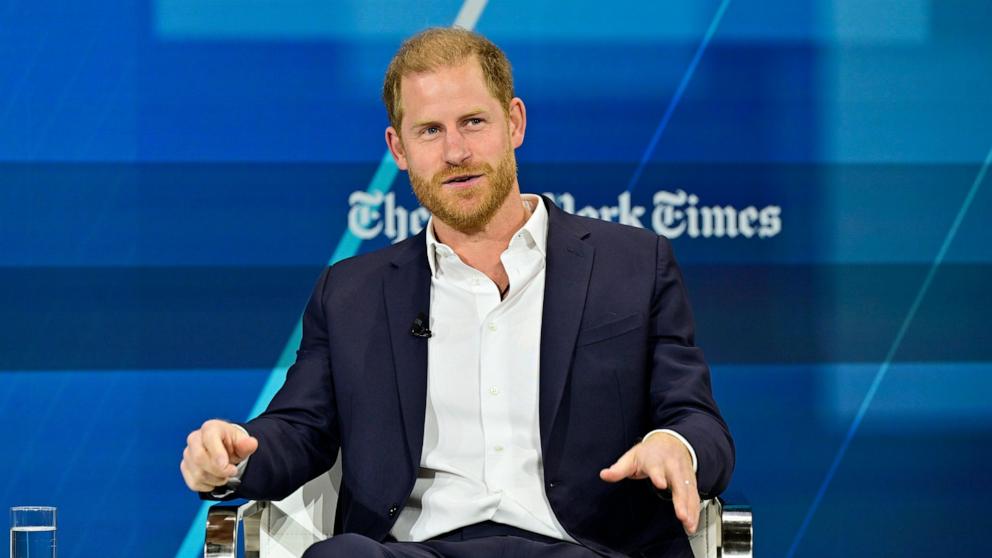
575, 311, 643, 347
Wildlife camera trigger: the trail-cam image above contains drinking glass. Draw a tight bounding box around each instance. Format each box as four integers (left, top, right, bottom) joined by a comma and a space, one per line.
10, 506, 56, 558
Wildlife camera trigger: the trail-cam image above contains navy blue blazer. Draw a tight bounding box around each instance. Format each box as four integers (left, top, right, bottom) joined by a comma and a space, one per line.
226, 197, 734, 557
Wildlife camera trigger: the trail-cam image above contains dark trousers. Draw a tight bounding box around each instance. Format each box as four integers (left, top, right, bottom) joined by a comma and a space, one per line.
300, 521, 606, 558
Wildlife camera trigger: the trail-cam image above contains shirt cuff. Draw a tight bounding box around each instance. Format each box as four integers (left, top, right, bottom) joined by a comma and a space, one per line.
643, 428, 698, 473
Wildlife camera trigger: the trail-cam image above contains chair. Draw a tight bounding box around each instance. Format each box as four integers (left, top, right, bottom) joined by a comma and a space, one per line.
204, 459, 752, 558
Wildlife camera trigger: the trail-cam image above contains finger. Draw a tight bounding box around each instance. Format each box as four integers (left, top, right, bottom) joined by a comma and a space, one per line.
201, 423, 232, 472
232, 435, 258, 463
646, 463, 669, 491
670, 478, 690, 531
193, 461, 231, 486
599, 447, 639, 482
181, 459, 216, 493
189, 430, 235, 478
183, 448, 231, 486
667, 465, 687, 518
179, 458, 195, 490
199, 468, 231, 486
684, 469, 701, 534
675, 460, 700, 534
669, 470, 699, 534
685, 487, 701, 534
190, 453, 231, 485
187, 433, 210, 469
188, 435, 216, 473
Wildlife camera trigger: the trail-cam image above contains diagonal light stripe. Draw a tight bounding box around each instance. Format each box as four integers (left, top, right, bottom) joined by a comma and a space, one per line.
785, 142, 992, 558
173, 4, 488, 557
625, 0, 731, 194
244, 150, 398, 424
453, 0, 488, 29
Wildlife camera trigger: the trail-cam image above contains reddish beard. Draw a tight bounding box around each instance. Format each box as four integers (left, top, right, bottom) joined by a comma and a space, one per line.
409, 148, 517, 233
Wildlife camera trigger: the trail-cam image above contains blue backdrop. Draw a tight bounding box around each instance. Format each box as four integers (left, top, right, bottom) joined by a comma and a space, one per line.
2, 1, 990, 556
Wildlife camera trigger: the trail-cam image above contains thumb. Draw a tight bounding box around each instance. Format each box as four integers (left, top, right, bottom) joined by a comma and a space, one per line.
600, 446, 639, 483
232, 435, 258, 463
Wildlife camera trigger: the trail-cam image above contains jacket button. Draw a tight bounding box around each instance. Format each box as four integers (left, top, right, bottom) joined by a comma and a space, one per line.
387, 505, 398, 518
547, 482, 556, 489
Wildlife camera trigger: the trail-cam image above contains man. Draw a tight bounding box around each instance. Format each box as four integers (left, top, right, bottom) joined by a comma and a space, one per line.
181, 28, 733, 558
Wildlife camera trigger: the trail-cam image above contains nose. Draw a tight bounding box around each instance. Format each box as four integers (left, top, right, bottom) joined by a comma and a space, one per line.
443, 128, 471, 166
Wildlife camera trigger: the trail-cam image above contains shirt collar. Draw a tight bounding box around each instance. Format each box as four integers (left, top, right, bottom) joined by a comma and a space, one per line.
426, 194, 549, 277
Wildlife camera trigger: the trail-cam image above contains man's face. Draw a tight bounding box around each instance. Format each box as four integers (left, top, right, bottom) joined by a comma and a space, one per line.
385, 58, 526, 233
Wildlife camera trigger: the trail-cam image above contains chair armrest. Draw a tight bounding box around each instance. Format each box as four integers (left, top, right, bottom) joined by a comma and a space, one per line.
720, 499, 752, 558
689, 497, 752, 558
204, 495, 752, 558
205, 500, 265, 558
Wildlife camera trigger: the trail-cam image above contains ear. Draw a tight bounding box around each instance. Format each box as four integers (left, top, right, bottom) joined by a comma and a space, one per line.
507, 97, 527, 149
385, 126, 408, 170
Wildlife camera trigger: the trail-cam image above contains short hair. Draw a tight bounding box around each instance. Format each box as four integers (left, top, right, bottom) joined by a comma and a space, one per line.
383, 27, 514, 131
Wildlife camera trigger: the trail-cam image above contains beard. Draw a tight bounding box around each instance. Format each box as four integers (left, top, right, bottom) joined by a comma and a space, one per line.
409, 147, 517, 234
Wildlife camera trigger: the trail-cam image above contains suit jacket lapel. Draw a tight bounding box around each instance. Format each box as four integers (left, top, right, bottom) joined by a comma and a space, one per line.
383, 233, 432, 471
539, 199, 594, 457
379, 203, 593, 472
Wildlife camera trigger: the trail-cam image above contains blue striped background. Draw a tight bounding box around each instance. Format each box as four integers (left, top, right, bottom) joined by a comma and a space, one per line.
2, 1, 990, 556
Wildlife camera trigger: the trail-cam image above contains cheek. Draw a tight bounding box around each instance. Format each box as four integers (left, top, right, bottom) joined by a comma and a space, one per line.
479, 130, 514, 156
409, 160, 437, 181
406, 146, 441, 171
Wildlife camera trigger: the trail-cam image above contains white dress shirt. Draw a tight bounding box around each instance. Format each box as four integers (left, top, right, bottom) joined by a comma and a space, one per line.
390, 194, 576, 542
390, 195, 697, 542
228, 194, 697, 535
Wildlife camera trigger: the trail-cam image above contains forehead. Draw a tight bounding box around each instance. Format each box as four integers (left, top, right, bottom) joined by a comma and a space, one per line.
398, 58, 499, 125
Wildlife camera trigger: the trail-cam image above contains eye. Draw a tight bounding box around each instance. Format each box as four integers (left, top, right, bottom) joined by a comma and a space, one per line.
466, 117, 484, 126
423, 125, 441, 136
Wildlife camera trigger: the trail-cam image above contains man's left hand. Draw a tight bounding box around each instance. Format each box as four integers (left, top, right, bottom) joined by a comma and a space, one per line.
599, 433, 700, 534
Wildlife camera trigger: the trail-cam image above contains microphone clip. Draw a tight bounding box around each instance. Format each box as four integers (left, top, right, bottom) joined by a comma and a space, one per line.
410, 312, 432, 339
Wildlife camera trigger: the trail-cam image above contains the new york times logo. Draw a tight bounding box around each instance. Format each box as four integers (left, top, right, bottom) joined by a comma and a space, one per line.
348, 190, 782, 243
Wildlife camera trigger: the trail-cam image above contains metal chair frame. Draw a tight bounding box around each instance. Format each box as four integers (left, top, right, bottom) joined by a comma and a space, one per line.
204, 495, 751, 558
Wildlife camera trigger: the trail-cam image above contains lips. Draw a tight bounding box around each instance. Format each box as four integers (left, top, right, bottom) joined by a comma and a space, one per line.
442, 174, 483, 185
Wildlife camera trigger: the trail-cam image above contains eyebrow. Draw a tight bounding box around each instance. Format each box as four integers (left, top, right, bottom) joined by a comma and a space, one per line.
410, 108, 489, 129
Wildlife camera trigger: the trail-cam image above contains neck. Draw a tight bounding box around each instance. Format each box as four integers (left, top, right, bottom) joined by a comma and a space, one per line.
432, 186, 530, 254
432, 187, 532, 286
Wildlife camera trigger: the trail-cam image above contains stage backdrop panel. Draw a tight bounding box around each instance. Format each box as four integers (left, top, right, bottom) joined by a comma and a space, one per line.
1, 1, 990, 556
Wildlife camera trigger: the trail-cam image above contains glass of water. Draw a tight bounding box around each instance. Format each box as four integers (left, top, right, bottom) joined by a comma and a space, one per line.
10, 506, 56, 558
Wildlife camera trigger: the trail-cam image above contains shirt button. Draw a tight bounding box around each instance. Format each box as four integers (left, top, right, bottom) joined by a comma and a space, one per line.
494, 445, 504, 452
487, 322, 497, 332
471, 277, 480, 286
489, 386, 500, 396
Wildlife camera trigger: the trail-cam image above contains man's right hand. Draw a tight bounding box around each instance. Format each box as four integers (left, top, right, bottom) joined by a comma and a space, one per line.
180, 419, 259, 493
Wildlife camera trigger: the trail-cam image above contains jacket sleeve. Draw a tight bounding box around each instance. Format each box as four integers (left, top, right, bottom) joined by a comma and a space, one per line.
234, 266, 341, 501
649, 235, 735, 498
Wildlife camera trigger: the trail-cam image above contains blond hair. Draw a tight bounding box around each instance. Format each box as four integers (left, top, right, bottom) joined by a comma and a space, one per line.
383, 27, 514, 131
